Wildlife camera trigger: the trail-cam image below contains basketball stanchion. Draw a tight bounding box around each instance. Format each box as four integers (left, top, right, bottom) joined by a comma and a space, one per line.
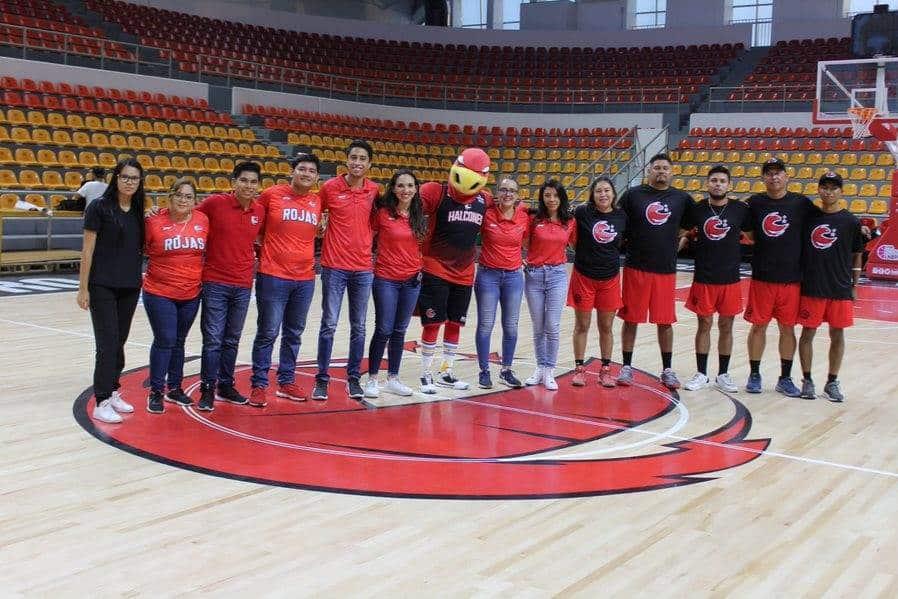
865, 118, 898, 280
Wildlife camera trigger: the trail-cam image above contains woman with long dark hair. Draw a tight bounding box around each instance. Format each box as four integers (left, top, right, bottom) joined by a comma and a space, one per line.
142, 178, 208, 414
364, 168, 427, 398
569, 176, 627, 388
523, 179, 575, 390
77, 158, 146, 423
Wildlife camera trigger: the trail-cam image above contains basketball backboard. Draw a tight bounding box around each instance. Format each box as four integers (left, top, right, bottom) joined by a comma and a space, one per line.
813, 56, 898, 125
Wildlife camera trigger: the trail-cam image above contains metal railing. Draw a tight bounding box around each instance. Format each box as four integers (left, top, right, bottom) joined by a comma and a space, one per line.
570, 128, 638, 201
706, 84, 814, 112
2, 23, 694, 114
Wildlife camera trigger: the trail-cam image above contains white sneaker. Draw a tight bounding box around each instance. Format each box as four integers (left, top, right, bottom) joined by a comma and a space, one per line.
110, 390, 134, 413
420, 372, 437, 394
436, 369, 469, 390
384, 377, 413, 396
93, 399, 123, 423
524, 366, 544, 386
364, 378, 380, 398
715, 373, 739, 393
684, 372, 710, 391
543, 368, 558, 391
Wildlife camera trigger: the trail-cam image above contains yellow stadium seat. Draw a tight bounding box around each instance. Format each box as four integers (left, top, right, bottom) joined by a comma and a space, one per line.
531, 174, 546, 187
876, 153, 894, 166
517, 174, 530, 186
729, 165, 744, 178
79, 152, 99, 168
686, 179, 702, 191
681, 164, 697, 176
187, 157, 204, 172
813, 167, 830, 178
204, 157, 221, 172
197, 125, 214, 138
24, 194, 46, 207
162, 175, 178, 189
197, 176, 215, 192
26, 111, 46, 127
145, 174, 164, 191
11, 127, 31, 143
561, 175, 574, 187
145, 137, 162, 152
841, 153, 858, 166
795, 166, 812, 179
91, 133, 112, 148
842, 183, 858, 196
823, 153, 840, 165
208, 141, 224, 154
787, 182, 803, 193
168, 122, 184, 137
215, 176, 230, 191
84, 115, 102, 130
750, 181, 766, 193
880, 184, 892, 197
171, 156, 188, 170
850, 167, 867, 180
59, 152, 78, 169
672, 177, 685, 189
98, 153, 116, 168
14, 148, 38, 166
849, 199, 868, 213
870, 168, 886, 180
154, 156, 172, 170
0, 170, 18, 188
242, 129, 255, 141
859, 153, 876, 166
0, 192, 19, 210
64, 113, 84, 129
803, 182, 818, 195
835, 167, 849, 178
19, 170, 40, 188
223, 142, 239, 155
562, 162, 576, 174
261, 177, 276, 189
252, 144, 268, 158
671, 164, 683, 176
0, 126, 9, 143
227, 127, 242, 141
278, 162, 291, 176
153, 122, 169, 136
860, 183, 877, 196
49, 130, 72, 146
219, 158, 234, 174
42, 171, 66, 190
136, 154, 153, 170
72, 131, 90, 147
733, 180, 750, 193
0, 147, 13, 165
562, 149, 577, 162
162, 138, 178, 153
574, 175, 589, 187
119, 119, 136, 134
64, 171, 82, 189
870, 199, 889, 213
178, 139, 194, 153
102, 117, 120, 132
789, 152, 805, 164
109, 134, 128, 150
137, 121, 153, 135
5, 109, 26, 125
756, 152, 773, 163
183, 123, 199, 137
806, 153, 822, 165
287, 133, 300, 145
37, 149, 58, 167
746, 165, 761, 178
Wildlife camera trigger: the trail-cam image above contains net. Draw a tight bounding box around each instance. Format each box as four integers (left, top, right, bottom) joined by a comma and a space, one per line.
847, 106, 879, 139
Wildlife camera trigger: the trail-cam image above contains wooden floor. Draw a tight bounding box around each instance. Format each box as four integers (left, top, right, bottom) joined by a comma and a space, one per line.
3, 270, 898, 596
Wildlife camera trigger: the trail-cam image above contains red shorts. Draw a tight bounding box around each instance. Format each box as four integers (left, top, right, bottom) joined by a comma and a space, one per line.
617, 267, 676, 324
685, 281, 743, 317
567, 269, 622, 312
744, 280, 800, 326
798, 296, 854, 329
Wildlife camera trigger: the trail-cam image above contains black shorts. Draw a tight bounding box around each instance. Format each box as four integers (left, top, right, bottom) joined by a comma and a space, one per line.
417, 272, 473, 325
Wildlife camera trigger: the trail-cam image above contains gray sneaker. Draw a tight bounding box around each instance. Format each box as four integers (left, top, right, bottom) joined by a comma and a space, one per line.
616, 365, 634, 386
823, 380, 845, 403
660, 368, 681, 390
800, 378, 816, 400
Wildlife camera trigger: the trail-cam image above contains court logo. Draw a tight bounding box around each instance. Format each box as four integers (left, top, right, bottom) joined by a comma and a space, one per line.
762, 212, 789, 237
876, 243, 898, 261
74, 355, 770, 500
592, 220, 618, 243
811, 224, 838, 250
703, 216, 731, 241
645, 201, 671, 225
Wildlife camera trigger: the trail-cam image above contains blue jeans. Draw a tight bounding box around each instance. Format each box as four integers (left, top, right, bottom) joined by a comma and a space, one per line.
143, 291, 201, 392
251, 273, 315, 388
369, 274, 421, 377
316, 267, 374, 383
474, 266, 524, 372
200, 281, 251, 388
524, 265, 569, 369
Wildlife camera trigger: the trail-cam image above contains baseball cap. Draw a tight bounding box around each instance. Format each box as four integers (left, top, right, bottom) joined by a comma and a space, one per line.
818, 171, 843, 188
761, 157, 786, 174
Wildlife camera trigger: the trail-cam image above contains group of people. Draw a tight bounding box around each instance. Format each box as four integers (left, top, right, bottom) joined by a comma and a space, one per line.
78, 144, 863, 424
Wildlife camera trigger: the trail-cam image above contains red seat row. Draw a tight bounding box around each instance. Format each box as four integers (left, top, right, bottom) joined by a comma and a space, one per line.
1, 77, 208, 110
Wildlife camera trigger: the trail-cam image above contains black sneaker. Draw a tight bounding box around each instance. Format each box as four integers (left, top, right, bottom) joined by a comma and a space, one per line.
216, 384, 248, 405
147, 391, 164, 414
347, 377, 364, 399
197, 386, 215, 412
311, 380, 328, 401
165, 388, 193, 406
499, 369, 523, 388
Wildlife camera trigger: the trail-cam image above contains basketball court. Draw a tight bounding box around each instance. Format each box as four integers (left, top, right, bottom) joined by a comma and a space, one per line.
3, 267, 898, 595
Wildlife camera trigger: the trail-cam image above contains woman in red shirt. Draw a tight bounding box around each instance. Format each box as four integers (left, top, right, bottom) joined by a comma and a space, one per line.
474, 177, 530, 389
523, 180, 575, 391
142, 178, 209, 414
364, 169, 426, 398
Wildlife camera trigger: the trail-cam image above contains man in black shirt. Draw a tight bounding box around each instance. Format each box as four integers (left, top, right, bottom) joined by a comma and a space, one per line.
679, 166, 750, 394
744, 158, 816, 396
617, 153, 690, 390
797, 172, 863, 402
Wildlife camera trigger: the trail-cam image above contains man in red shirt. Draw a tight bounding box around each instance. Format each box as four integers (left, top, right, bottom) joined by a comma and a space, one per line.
195, 162, 265, 411
417, 147, 492, 393
249, 153, 322, 406
312, 140, 379, 401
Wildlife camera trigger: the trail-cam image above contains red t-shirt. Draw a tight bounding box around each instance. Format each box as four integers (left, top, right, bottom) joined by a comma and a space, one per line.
195, 192, 265, 288
478, 204, 530, 270
143, 209, 209, 300
319, 175, 378, 271
372, 207, 423, 281
257, 184, 320, 281
527, 215, 575, 267
420, 181, 493, 285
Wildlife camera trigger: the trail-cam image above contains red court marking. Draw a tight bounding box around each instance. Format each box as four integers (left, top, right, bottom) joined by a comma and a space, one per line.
675, 278, 898, 323
74, 360, 769, 499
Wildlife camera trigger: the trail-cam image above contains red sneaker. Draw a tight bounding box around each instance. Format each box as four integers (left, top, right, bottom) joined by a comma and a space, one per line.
276, 382, 307, 402
571, 366, 587, 387
599, 365, 617, 388
248, 386, 268, 408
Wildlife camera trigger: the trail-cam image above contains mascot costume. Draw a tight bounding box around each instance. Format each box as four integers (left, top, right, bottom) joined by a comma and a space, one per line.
416, 148, 493, 393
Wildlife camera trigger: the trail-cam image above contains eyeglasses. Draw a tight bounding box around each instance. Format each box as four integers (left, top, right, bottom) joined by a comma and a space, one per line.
498, 187, 518, 194
172, 193, 195, 200
118, 174, 141, 183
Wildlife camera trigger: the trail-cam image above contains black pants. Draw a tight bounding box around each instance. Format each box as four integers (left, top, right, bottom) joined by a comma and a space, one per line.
89, 284, 140, 405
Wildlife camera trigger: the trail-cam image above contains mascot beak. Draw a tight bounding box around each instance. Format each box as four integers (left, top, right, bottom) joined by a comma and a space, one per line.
449, 148, 490, 196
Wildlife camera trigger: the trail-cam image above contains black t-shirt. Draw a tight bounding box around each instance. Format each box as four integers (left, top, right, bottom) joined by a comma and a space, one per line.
747, 192, 818, 283
618, 184, 689, 274
83, 198, 144, 288
684, 198, 751, 285
572, 204, 627, 281
801, 209, 864, 300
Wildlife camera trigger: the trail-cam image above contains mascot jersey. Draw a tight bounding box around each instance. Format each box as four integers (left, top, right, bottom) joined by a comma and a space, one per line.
420, 147, 493, 286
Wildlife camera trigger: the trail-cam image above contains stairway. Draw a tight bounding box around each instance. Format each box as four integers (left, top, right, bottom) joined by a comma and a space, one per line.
694, 46, 771, 114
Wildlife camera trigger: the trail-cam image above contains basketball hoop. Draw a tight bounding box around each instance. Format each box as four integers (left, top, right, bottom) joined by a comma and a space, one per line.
847, 106, 879, 139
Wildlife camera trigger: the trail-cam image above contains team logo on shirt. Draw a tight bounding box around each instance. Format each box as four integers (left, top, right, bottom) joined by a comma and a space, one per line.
592, 221, 618, 243
761, 212, 789, 237
251, 216, 260, 226
810, 224, 838, 250
193, 224, 204, 233
645, 201, 671, 225
703, 216, 731, 241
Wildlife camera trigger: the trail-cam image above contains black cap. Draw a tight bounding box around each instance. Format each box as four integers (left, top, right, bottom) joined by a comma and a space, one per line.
761, 157, 786, 174
818, 171, 843, 188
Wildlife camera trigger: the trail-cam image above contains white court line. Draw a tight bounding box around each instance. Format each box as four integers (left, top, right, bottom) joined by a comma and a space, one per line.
5, 316, 898, 479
